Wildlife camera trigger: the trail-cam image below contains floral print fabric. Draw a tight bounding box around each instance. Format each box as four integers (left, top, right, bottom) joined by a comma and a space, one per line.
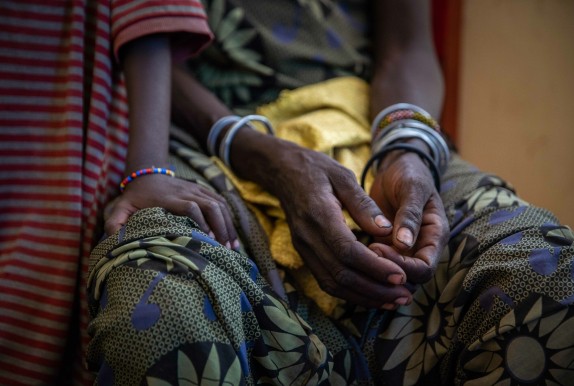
368, 161, 574, 385
189, 0, 372, 114
87, 1, 574, 383
87, 136, 574, 385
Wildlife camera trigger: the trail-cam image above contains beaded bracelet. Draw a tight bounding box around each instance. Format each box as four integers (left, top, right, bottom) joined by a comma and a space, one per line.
377, 108, 440, 132
371, 103, 442, 140
119, 167, 175, 192
219, 114, 275, 169
360, 143, 441, 192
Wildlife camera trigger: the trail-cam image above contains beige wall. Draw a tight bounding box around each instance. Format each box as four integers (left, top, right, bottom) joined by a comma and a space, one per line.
459, 0, 574, 227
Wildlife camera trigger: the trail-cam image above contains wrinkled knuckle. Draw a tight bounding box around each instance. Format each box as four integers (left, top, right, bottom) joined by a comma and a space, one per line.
402, 177, 430, 198
331, 238, 353, 261
205, 200, 220, 212
333, 269, 353, 287
318, 278, 340, 297
340, 166, 356, 181
337, 248, 355, 266
402, 206, 423, 227
356, 194, 376, 212
330, 165, 356, 187
218, 200, 229, 211
411, 177, 429, 190
295, 193, 322, 220
305, 203, 324, 223
186, 201, 200, 213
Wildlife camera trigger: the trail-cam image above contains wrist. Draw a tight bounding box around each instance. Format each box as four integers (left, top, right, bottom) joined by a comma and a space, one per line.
363, 102, 448, 192
361, 141, 440, 193
377, 138, 430, 170
369, 103, 450, 177
124, 156, 170, 175
119, 166, 175, 192
228, 127, 285, 190
210, 115, 274, 168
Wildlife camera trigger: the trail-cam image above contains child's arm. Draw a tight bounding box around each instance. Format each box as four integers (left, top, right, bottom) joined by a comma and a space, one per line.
105, 34, 238, 249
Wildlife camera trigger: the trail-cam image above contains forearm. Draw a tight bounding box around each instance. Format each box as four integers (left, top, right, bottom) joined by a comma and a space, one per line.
122, 35, 172, 172
370, 0, 444, 120
171, 63, 280, 190
171, 64, 232, 150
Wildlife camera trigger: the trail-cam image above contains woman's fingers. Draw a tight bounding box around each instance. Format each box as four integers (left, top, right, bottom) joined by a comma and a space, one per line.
296, 238, 413, 307
371, 194, 449, 284
329, 165, 393, 237
368, 149, 450, 285
286, 197, 412, 306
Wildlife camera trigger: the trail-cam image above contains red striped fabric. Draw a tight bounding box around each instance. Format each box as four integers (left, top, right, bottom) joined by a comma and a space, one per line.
0, 0, 211, 384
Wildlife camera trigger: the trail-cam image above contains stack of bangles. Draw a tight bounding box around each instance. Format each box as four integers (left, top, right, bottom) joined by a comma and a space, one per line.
206, 114, 275, 169
361, 103, 450, 191
119, 167, 175, 192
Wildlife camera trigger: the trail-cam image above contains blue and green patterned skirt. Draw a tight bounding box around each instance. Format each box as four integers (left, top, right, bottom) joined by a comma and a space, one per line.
87, 137, 574, 385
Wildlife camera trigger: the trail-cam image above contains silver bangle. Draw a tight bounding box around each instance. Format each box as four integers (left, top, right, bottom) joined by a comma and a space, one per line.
372, 121, 450, 174
219, 114, 274, 170
371, 127, 441, 169
402, 122, 450, 173
380, 120, 450, 170
207, 115, 240, 156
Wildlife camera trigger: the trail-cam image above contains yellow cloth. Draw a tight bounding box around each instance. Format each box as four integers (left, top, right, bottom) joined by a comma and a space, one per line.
217, 76, 374, 314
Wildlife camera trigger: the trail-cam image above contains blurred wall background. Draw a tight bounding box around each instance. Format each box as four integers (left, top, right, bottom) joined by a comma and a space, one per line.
458, 0, 574, 227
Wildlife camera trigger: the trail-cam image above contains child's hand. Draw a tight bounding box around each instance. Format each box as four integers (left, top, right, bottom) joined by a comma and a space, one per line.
104, 174, 239, 249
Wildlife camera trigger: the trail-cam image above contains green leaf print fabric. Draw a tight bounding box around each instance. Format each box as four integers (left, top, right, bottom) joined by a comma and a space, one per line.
87, 136, 574, 385
86, 0, 574, 383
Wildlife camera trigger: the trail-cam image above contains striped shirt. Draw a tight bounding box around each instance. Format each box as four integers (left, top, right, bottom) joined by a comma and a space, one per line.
0, 1, 211, 384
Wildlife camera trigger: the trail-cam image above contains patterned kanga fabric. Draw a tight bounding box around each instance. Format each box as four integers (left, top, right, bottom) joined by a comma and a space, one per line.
87, 0, 574, 384
189, 0, 372, 114
87, 130, 574, 384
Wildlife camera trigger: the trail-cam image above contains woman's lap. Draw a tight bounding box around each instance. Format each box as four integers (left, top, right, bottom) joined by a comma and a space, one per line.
362, 155, 574, 384
87, 208, 335, 385
87, 148, 574, 385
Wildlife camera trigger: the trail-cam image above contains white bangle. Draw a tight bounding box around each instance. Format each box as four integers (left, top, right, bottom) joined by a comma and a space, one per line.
218, 114, 274, 170
372, 120, 450, 174
207, 115, 240, 156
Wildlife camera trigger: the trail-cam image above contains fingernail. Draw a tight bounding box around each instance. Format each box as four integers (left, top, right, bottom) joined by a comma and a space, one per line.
388, 274, 405, 285
232, 239, 240, 250
225, 241, 231, 249
208, 231, 215, 239
381, 303, 397, 311
397, 228, 414, 247
374, 215, 392, 228
395, 297, 410, 305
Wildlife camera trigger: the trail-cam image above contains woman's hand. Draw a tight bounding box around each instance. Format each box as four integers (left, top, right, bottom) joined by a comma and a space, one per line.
369, 148, 449, 284
231, 132, 415, 308
104, 174, 238, 249
367, 0, 448, 285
